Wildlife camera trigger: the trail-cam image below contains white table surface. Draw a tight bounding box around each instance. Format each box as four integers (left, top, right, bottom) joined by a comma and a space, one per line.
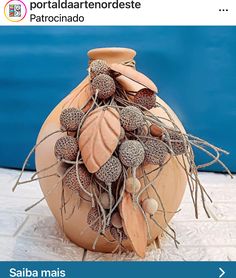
0, 168, 235, 261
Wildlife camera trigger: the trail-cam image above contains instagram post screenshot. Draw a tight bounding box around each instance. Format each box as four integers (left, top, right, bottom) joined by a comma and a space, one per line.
0, 1, 236, 277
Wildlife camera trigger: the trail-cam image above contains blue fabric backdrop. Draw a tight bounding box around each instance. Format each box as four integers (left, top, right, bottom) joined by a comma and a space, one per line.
0, 27, 235, 172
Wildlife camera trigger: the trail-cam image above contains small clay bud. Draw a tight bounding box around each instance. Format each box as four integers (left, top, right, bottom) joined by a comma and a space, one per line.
119, 140, 145, 168
142, 198, 158, 215
91, 74, 116, 100
133, 88, 156, 110
125, 177, 141, 193
150, 124, 163, 138
54, 136, 79, 161
89, 59, 110, 80
60, 108, 84, 132
100, 192, 115, 209
111, 212, 123, 229
95, 156, 122, 184
120, 106, 143, 131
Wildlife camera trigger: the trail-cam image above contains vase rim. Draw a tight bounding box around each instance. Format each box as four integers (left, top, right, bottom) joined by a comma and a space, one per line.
87, 47, 136, 64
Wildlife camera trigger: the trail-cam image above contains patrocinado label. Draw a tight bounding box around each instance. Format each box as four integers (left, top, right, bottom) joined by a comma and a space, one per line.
30, 13, 85, 22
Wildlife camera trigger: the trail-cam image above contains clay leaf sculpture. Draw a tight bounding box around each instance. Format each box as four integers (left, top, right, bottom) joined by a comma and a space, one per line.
110, 63, 158, 93
79, 107, 121, 173
120, 192, 148, 258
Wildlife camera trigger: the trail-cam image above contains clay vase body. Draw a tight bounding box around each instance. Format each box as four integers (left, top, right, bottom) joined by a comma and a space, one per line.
35, 48, 187, 253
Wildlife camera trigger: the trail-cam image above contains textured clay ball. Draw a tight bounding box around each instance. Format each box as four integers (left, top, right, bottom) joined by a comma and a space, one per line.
110, 226, 127, 242
111, 212, 123, 229
54, 136, 79, 161
142, 198, 158, 215
119, 140, 145, 168
144, 139, 168, 165
60, 108, 84, 132
100, 192, 115, 209
120, 106, 143, 131
150, 124, 163, 138
133, 88, 156, 110
89, 60, 110, 80
164, 129, 186, 155
91, 74, 116, 100
125, 177, 141, 193
63, 165, 92, 194
95, 156, 122, 184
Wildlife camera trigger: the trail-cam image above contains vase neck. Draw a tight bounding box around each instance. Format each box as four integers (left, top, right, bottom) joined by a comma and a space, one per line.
87, 47, 136, 65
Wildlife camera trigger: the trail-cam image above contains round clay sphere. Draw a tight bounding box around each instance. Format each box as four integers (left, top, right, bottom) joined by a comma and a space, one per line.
60, 107, 84, 132
119, 140, 145, 168
142, 198, 158, 215
144, 138, 168, 165
91, 74, 116, 100
164, 129, 186, 156
120, 106, 143, 131
99, 192, 115, 210
125, 177, 141, 193
133, 88, 156, 110
63, 165, 92, 195
95, 156, 122, 184
54, 136, 79, 161
89, 59, 110, 80
111, 212, 123, 229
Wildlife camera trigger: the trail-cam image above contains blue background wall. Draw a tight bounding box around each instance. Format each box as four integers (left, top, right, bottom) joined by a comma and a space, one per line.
0, 27, 235, 172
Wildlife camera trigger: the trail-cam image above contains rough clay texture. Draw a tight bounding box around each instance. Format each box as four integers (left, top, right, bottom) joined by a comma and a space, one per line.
54, 136, 79, 161
87, 207, 102, 232
63, 165, 92, 194
164, 129, 186, 156
60, 108, 84, 132
120, 106, 143, 131
144, 139, 168, 165
89, 60, 110, 80
110, 226, 128, 242
119, 140, 145, 168
91, 74, 116, 100
133, 88, 156, 110
95, 156, 122, 184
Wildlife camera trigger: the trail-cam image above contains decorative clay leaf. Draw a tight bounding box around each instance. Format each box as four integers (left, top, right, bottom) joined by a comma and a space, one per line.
79, 107, 121, 173
120, 192, 147, 258
110, 63, 158, 93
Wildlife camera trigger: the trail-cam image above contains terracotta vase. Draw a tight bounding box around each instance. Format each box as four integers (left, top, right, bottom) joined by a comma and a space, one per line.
35, 47, 187, 253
